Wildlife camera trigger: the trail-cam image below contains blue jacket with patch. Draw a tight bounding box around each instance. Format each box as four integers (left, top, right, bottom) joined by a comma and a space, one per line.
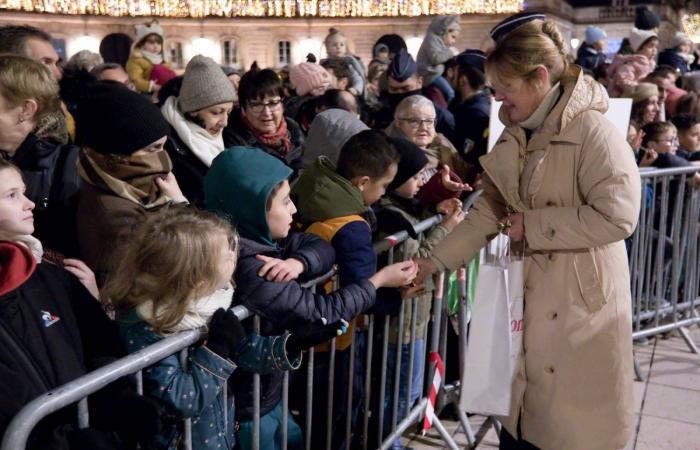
118, 311, 298, 450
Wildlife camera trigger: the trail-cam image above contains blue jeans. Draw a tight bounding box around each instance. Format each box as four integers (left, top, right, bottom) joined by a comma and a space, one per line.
383, 339, 426, 450
237, 401, 304, 450
431, 76, 455, 104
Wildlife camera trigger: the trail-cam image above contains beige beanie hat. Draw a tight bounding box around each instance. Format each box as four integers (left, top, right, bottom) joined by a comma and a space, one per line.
179, 55, 236, 113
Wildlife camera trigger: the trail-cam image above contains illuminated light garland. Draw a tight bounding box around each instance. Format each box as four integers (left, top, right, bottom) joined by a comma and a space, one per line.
0, 0, 522, 17
682, 13, 700, 43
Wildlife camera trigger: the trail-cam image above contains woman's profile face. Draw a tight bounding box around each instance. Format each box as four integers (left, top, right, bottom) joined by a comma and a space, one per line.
0, 92, 35, 155
490, 74, 547, 124
640, 96, 660, 126
190, 102, 234, 137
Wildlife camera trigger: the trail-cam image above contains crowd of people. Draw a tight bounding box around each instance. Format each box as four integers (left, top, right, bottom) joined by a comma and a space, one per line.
0, 5, 695, 450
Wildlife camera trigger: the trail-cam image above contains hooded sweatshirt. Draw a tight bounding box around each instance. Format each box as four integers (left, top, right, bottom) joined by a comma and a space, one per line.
416, 15, 461, 86
303, 109, 369, 167
204, 147, 378, 419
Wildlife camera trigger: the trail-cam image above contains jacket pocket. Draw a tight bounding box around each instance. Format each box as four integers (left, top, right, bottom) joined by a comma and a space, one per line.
573, 250, 606, 313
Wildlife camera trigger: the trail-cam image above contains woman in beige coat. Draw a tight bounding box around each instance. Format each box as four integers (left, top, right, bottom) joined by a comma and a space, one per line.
417, 16, 641, 450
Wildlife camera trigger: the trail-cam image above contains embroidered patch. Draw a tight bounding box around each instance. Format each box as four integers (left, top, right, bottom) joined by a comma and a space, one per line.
41, 310, 60, 327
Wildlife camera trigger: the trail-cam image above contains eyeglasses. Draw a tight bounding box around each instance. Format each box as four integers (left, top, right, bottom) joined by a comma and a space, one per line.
247, 98, 283, 114
397, 117, 436, 129
656, 137, 679, 145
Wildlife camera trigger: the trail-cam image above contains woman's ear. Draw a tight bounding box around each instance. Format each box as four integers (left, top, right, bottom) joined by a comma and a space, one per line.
532, 65, 551, 93
19, 99, 39, 124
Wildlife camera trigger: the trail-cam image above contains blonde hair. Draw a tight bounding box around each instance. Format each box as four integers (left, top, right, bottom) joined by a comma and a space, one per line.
104, 208, 238, 334
485, 19, 569, 89
0, 54, 59, 123
324, 27, 346, 47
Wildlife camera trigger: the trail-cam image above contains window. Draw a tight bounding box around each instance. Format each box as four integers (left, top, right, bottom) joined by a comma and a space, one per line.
167, 41, 184, 69
222, 38, 239, 67
277, 40, 291, 67
52, 38, 66, 62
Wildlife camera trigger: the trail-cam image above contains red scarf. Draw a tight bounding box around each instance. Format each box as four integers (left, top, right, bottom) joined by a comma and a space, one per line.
242, 114, 292, 156
0, 241, 37, 296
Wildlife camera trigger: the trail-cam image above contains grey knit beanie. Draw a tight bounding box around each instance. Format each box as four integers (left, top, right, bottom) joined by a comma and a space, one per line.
179, 55, 235, 113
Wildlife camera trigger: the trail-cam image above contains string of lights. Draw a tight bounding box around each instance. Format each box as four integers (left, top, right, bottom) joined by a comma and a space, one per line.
0, 0, 522, 18
682, 13, 700, 43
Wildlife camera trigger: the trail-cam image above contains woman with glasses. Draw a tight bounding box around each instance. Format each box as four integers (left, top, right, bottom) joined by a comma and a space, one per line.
162, 55, 236, 207
223, 68, 305, 178
386, 95, 474, 196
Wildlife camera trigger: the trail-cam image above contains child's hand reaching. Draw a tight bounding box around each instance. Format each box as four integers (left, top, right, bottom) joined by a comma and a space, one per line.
639, 149, 657, 167
286, 319, 350, 355
369, 260, 418, 289
256, 255, 305, 282
441, 207, 466, 232
63, 258, 100, 300
206, 308, 246, 361
436, 198, 462, 215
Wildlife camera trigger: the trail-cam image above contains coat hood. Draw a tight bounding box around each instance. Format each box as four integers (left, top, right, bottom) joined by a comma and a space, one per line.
427, 15, 461, 36
204, 146, 292, 246
291, 156, 366, 223
303, 109, 369, 166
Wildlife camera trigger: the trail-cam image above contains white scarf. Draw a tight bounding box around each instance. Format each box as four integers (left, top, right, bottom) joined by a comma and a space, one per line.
136, 283, 234, 334
141, 49, 164, 65
161, 96, 225, 167
15, 235, 43, 263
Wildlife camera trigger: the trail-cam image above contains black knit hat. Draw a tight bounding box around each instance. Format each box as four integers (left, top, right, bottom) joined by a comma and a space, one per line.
77, 81, 170, 155
388, 137, 429, 191
635, 6, 660, 31
388, 49, 418, 82
490, 11, 545, 42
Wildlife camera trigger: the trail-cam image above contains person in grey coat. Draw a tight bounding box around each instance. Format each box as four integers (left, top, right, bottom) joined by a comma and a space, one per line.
417, 15, 460, 104
302, 109, 368, 166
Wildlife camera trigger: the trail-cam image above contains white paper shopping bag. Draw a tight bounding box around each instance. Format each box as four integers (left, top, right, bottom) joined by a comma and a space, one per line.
460, 234, 524, 416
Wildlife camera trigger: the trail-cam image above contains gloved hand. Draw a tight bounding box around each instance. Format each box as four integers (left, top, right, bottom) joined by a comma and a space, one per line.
206, 308, 246, 360
286, 319, 349, 356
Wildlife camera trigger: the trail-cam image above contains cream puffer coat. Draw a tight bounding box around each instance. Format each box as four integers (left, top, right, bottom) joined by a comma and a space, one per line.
431, 66, 641, 450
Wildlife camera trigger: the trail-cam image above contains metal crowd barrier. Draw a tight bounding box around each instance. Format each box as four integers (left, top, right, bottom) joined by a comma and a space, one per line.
8, 163, 700, 450
1, 192, 482, 450
629, 166, 700, 378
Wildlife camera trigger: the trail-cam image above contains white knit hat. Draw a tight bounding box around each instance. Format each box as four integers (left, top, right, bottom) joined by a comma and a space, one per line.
135, 20, 164, 45
629, 27, 657, 53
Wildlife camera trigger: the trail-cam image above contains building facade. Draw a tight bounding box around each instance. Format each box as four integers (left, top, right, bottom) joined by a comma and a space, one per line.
0, 1, 684, 70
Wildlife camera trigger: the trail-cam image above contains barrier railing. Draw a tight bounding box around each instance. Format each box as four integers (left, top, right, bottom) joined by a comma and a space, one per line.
8, 163, 698, 450
629, 166, 700, 379
2, 191, 482, 450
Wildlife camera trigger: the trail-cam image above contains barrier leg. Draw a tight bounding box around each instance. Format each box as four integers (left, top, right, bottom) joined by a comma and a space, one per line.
305, 348, 315, 450
361, 316, 374, 450
678, 326, 700, 355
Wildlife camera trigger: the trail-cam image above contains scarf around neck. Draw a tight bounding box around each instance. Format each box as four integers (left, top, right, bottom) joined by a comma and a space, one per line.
242, 113, 292, 156
141, 49, 164, 65
136, 283, 234, 334
161, 96, 225, 167
78, 147, 174, 209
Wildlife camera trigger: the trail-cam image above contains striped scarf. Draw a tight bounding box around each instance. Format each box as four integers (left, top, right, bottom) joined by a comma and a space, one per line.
77, 147, 174, 209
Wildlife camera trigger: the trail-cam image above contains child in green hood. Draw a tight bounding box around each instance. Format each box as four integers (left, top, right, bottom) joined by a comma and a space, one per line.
204, 146, 416, 450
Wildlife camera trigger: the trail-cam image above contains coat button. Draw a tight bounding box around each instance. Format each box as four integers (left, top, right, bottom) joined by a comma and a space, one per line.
546, 200, 555, 207
548, 253, 556, 261
548, 229, 556, 238
547, 311, 558, 320
545, 365, 555, 374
